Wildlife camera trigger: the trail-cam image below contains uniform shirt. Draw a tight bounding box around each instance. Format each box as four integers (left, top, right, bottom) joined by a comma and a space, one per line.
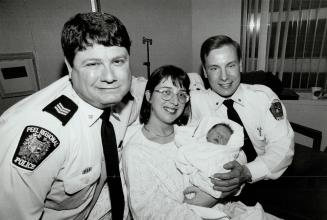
0, 75, 144, 220
190, 83, 294, 182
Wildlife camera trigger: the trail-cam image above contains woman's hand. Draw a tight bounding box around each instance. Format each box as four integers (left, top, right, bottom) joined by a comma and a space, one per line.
210, 160, 252, 198
183, 186, 217, 207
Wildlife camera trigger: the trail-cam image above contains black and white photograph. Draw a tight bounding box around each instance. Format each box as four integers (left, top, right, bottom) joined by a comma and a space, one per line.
0, 0, 326, 220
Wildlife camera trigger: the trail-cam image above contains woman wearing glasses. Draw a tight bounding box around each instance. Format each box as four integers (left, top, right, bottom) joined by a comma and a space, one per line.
122, 65, 219, 220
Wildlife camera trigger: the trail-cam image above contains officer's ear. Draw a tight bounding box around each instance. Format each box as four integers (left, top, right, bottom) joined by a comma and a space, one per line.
64, 58, 72, 78
202, 65, 208, 78
239, 59, 243, 73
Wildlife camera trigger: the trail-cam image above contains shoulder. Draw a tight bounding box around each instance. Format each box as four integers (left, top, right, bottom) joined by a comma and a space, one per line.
42, 95, 78, 126
241, 84, 286, 120
125, 124, 143, 143
190, 89, 217, 105
130, 76, 147, 100
241, 83, 279, 105
190, 88, 211, 97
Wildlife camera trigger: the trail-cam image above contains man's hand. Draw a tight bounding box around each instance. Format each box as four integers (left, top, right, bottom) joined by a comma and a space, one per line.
210, 160, 252, 198
183, 186, 217, 207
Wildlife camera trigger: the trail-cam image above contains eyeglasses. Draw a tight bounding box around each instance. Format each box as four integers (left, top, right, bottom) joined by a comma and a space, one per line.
154, 88, 190, 104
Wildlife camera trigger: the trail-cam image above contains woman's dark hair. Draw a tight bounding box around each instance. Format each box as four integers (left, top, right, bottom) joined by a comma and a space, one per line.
139, 65, 191, 126
61, 12, 131, 66
200, 35, 241, 66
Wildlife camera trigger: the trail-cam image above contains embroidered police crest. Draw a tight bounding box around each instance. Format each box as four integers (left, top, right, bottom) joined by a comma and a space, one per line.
269, 99, 284, 120
12, 126, 60, 171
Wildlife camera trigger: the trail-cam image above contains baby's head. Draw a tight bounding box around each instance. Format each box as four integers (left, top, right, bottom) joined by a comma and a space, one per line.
206, 123, 233, 145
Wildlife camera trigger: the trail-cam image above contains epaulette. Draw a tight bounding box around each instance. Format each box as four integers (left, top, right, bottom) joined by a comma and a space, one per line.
43, 95, 78, 126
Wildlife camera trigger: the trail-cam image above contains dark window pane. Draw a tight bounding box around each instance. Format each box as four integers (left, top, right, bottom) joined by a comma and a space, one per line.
282, 72, 292, 87
308, 72, 317, 87
300, 72, 309, 88
317, 72, 327, 87
293, 72, 301, 88
270, 19, 327, 58
272, 0, 327, 12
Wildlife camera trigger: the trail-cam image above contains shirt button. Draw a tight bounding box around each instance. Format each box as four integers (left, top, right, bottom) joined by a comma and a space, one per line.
216, 102, 219, 105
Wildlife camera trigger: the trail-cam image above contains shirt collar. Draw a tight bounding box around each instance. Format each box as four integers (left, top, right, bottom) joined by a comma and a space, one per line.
76, 96, 103, 127
229, 84, 245, 106
63, 81, 121, 126
208, 83, 246, 108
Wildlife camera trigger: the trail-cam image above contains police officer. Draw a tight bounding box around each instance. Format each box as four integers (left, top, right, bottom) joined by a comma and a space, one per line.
190, 35, 294, 200
0, 12, 144, 220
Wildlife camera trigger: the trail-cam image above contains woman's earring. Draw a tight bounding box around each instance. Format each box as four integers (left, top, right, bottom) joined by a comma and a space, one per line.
145, 90, 151, 102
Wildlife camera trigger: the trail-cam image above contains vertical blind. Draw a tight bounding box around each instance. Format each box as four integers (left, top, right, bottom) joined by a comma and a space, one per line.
241, 0, 327, 90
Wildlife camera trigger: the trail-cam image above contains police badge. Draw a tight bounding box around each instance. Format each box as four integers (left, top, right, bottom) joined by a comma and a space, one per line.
12, 126, 60, 171
269, 99, 284, 120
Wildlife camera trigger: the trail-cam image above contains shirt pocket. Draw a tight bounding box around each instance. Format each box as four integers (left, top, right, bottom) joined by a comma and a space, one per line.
64, 162, 101, 194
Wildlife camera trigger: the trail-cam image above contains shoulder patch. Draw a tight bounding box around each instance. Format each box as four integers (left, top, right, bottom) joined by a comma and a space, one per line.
269, 99, 284, 120
12, 126, 60, 171
43, 95, 77, 126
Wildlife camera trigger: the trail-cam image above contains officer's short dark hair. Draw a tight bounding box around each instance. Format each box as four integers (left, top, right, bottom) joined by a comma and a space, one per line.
61, 12, 131, 67
200, 35, 241, 66
139, 65, 191, 126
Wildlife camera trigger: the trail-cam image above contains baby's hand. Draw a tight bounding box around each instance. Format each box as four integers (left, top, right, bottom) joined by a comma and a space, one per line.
183, 186, 217, 207
184, 192, 195, 200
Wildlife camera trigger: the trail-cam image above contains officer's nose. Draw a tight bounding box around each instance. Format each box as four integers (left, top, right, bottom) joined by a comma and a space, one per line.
101, 63, 115, 82
220, 68, 228, 81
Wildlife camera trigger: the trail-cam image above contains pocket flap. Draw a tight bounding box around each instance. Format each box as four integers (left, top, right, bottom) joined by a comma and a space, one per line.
64, 163, 101, 194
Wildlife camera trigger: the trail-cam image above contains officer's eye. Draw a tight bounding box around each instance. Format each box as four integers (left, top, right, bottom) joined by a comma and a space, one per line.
86, 62, 100, 67
209, 67, 218, 71
228, 63, 237, 68
113, 58, 126, 65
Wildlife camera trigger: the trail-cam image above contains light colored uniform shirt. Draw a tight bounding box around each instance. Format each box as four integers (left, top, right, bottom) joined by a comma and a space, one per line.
190, 83, 294, 182
0, 75, 144, 220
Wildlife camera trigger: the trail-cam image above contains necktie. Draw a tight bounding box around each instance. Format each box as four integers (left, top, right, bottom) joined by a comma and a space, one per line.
223, 99, 257, 162
100, 109, 124, 220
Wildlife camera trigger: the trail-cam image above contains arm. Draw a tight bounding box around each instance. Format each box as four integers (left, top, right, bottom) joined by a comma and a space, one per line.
245, 88, 294, 182
123, 145, 202, 220
246, 104, 294, 182
0, 126, 65, 220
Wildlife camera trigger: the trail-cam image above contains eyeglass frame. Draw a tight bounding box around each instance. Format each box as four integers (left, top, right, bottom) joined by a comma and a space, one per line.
153, 88, 190, 104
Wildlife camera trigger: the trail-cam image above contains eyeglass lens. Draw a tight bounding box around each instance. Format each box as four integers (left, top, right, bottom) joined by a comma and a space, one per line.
158, 89, 189, 103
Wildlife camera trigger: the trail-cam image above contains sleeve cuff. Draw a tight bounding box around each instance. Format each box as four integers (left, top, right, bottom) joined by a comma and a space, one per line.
245, 159, 270, 182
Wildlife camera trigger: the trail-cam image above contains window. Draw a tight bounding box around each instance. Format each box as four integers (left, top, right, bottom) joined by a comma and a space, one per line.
241, 0, 327, 91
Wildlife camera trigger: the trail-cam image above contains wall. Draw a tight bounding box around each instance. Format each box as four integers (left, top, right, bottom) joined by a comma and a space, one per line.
0, 0, 91, 113
191, 0, 242, 73
100, 0, 192, 77
0, 0, 193, 114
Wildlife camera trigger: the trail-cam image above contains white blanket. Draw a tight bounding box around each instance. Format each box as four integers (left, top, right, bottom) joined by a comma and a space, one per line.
175, 117, 244, 198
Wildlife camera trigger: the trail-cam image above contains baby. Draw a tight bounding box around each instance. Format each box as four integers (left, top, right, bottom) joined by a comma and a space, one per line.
175, 116, 245, 199
206, 123, 233, 145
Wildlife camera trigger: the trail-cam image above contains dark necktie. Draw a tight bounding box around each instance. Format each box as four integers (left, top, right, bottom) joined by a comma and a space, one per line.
100, 109, 124, 220
223, 99, 257, 162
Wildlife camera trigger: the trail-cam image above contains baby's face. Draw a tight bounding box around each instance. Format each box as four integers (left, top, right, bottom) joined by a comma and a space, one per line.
206, 125, 232, 145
